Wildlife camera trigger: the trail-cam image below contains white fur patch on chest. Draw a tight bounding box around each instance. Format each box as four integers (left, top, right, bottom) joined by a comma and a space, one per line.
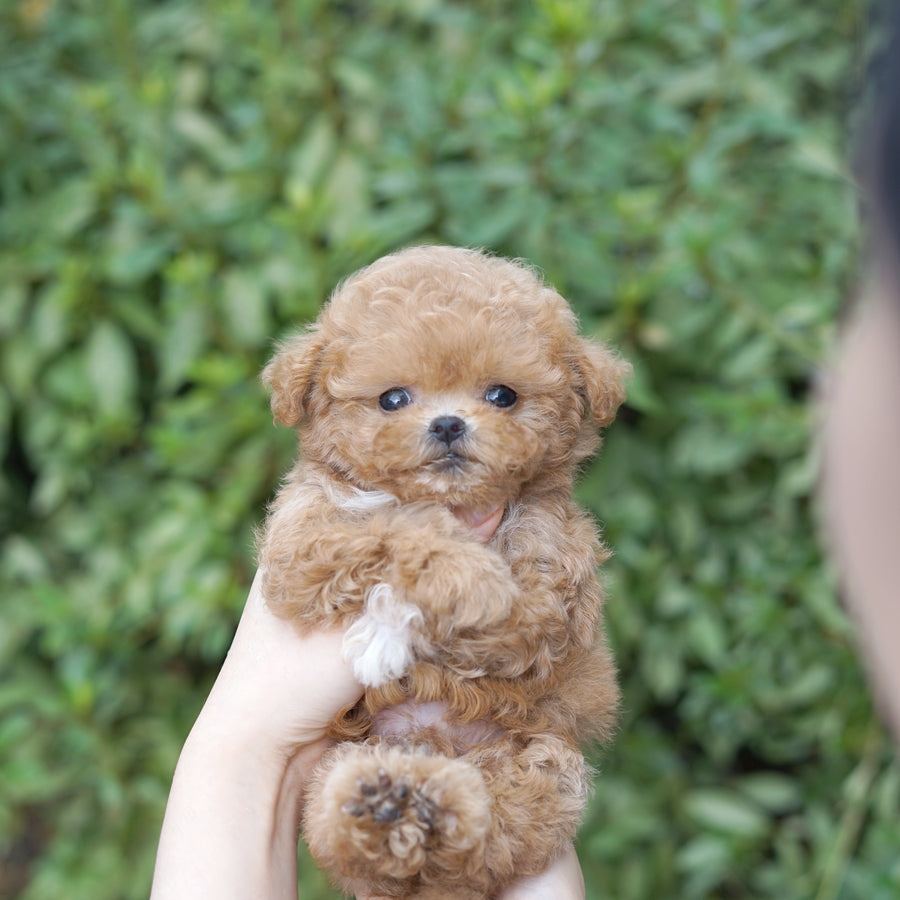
342, 583, 423, 688
326, 482, 398, 513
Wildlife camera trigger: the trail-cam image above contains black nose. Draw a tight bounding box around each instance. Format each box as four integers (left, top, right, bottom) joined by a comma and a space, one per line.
429, 415, 466, 446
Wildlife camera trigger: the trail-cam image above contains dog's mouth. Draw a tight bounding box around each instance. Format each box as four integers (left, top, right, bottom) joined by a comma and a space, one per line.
428, 451, 469, 473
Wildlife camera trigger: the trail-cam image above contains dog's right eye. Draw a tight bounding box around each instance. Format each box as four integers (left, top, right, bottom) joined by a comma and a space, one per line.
378, 388, 411, 412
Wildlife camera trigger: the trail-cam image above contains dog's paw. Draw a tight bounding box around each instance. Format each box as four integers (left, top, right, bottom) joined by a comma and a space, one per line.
342, 584, 423, 687
313, 745, 490, 881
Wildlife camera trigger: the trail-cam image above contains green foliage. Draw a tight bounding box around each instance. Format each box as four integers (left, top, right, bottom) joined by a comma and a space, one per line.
1, 1, 896, 898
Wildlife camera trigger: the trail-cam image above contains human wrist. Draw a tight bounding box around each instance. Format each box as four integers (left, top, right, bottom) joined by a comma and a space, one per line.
193, 668, 319, 763
151, 575, 363, 900
151, 710, 309, 900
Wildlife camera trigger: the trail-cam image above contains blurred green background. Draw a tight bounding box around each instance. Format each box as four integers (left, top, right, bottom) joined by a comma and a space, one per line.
2, 0, 897, 898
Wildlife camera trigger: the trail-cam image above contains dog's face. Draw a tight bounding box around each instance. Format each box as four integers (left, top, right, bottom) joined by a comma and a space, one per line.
264, 247, 628, 507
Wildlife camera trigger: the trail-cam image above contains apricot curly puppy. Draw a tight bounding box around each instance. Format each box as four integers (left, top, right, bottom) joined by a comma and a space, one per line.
258, 245, 628, 899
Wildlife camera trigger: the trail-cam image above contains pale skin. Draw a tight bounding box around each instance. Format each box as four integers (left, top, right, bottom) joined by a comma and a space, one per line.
823, 272, 900, 738
150, 506, 586, 900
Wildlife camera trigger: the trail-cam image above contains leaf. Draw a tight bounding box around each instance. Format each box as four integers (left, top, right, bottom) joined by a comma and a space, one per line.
736, 773, 801, 814
623, 356, 664, 413
85, 321, 138, 417
105, 236, 174, 285
158, 305, 209, 391
0, 384, 9, 455
30, 281, 73, 357
323, 152, 370, 245
0, 279, 27, 336
676, 833, 733, 875
687, 610, 728, 667
44, 178, 98, 241
685, 789, 769, 838
285, 116, 338, 212
671, 421, 755, 475
641, 629, 685, 702
221, 268, 270, 347
173, 109, 240, 170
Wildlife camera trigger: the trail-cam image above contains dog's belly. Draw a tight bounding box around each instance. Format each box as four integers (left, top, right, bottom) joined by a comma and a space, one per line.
370, 699, 502, 752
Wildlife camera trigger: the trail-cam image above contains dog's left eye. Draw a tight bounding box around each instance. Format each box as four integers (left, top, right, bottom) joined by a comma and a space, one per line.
485, 385, 518, 408
378, 388, 411, 411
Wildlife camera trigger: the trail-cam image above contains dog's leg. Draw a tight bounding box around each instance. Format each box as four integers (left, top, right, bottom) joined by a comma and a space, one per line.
303, 742, 492, 898
461, 498, 611, 680
380, 513, 533, 680
469, 734, 591, 889
260, 523, 392, 624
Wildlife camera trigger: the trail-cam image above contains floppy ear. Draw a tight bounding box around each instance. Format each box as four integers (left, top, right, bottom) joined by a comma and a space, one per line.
261, 327, 325, 427
573, 338, 631, 427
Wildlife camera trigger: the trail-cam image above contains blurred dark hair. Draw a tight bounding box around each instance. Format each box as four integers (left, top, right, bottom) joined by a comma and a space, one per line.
869, 2, 900, 256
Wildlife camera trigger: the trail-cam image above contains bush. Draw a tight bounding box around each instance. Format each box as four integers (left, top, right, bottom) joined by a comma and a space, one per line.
2, 1, 897, 898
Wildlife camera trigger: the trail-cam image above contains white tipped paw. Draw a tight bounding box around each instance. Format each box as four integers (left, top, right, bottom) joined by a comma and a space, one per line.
342, 584, 423, 688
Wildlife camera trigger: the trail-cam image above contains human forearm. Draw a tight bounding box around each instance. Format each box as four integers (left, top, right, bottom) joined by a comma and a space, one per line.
150, 577, 363, 900
150, 701, 322, 900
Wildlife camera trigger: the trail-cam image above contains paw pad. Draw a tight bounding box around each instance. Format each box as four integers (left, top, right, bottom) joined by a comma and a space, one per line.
342, 768, 438, 832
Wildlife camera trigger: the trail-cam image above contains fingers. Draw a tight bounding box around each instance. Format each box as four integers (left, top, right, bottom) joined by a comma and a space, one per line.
497, 845, 585, 900
202, 571, 364, 752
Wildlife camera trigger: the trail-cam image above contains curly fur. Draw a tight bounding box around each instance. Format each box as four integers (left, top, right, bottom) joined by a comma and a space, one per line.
257, 246, 629, 898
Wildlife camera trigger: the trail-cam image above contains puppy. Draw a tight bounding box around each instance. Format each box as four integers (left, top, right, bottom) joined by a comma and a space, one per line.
258, 246, 628, 899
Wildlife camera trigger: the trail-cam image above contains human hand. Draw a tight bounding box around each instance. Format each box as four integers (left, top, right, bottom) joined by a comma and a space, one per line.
206, 569, 365, 755
498, 844, 586, 899
151, 571, 365, 900
359, 844, 585, 900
